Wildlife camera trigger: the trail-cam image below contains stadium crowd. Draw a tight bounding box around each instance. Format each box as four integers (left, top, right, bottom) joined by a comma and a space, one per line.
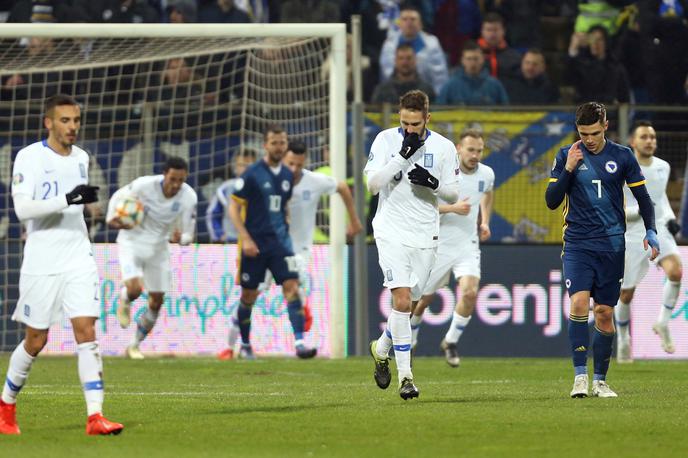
2, 0, 688, 107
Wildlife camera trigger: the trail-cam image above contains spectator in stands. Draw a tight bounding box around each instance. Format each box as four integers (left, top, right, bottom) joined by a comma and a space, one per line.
574, 0, 632, 37
234, 0, 270, 22
321, 34, 376, 103
0, 38, 67, 101
198, 0, 251, 23
371, 43, 435, 104
502, 49, 560, 105
566, 25, 631, 103
433, 0, 482, 67
478, 12, 522, 80
6, 0, 72, 23
635, 0, 688, 105
484, 0, 543, 50
379, 4, 449, 95
437, 40, 509, 105
279, 0, 340, 23
71, 0, 160, 23
167, 0, 197, 23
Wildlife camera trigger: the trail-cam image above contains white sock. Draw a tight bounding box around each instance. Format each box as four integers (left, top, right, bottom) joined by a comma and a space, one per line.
227, 308, 240, 349
133, 307, 159, 346
1, 341, 35, 404
375, 323, 393, 358
658, 280, 680, 325
615, 300, 631, 341
120, 286, 131, 306
410, 314, 422, 348
445, 312, 471, 344
77, 341, 104, 417
389, 309, 412, 380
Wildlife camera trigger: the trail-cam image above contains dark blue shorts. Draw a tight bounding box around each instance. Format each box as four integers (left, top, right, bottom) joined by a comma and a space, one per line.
562, 247, 624, 306
238, 247, 298, 290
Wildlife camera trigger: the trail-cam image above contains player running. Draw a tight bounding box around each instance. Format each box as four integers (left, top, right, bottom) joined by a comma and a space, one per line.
616, 121, 682, 362
411, 129, 494, 367
107, 156, 198, 359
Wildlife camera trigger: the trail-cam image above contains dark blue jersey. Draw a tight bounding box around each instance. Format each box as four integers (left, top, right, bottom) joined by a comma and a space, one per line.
549, 140, 645, 251
231, 159, 294, 252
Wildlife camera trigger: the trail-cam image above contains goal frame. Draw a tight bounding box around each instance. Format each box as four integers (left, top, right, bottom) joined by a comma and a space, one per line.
0, 23, 348, 358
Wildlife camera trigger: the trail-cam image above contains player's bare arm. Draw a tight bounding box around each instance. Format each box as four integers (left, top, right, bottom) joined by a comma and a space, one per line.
228, 197, 259, 256
336, 181, 363, 237
439, 197, 470, 215
480, 190, 494, 241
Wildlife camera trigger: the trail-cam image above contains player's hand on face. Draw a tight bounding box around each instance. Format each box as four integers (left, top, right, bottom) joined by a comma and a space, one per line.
399, 130, 424, 159
644, 229, 660, 261
565, 140, 584, 172
453, 197, 471, 215
242, 237, 260, 257
479, 223, 491, 241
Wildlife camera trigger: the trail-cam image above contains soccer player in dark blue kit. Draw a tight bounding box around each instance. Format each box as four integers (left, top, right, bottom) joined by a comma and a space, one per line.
228, 124, 317, 359
546, 102, 660, 398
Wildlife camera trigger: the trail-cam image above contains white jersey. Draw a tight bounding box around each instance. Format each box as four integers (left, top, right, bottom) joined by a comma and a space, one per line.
289, 169, 337, 255
440, 163, 495, 243
11, 140, 94, 275
624, 156, 674, 240
365, 127, 459, 248
107, 175, 198, 247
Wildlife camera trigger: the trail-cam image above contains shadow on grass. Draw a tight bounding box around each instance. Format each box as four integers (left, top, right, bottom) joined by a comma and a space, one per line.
205, 402, 346, 415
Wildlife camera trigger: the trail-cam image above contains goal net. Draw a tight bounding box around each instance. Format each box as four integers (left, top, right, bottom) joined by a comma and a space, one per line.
0, 24, 347, 357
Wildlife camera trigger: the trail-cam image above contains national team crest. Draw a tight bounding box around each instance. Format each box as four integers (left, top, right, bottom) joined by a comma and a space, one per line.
79, 163, 87, 178
171, 202, 180, 212
424, 153, 433, 168
12, 173, 23, 186
386, 269, 393, 281
24, 304, 30, 317
281, 180, 290, 192
479, 180, 485, 192
605, 161, 618, 173
303, 190, 311, 201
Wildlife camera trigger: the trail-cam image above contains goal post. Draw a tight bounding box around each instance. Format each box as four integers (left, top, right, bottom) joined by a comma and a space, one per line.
0, 24, 347, 357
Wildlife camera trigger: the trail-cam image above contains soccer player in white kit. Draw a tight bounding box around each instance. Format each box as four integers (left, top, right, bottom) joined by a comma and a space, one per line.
218, 141, 363, 360
411, 130, 494, 367
366, 90, 459, 400
0, 95, 123, 435
616, 121, 682, 362
107, 157, 198, 359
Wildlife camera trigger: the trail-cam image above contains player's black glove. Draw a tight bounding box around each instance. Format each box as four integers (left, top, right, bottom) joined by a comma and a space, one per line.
66, 184, 99, 205
407, 164, 439, 190
399, 131, 423, 159
667, 219, 681, 236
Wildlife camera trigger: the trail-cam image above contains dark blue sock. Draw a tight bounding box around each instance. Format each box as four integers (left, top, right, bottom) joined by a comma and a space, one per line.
568, 314, 590, 376
592, 326, 615, 381
287, 298, 305, 342
237, 301, 253, 345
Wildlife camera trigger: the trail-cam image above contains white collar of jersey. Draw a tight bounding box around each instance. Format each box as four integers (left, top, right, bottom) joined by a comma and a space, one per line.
42, 139, 73, 156
269, 164, 282, 175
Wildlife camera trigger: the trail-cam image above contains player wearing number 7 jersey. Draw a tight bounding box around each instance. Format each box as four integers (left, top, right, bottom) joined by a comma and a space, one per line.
228, 124, 316, 359
546, 102, 659, 399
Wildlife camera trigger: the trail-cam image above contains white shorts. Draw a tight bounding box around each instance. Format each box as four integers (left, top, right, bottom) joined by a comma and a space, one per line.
118, 242, 171, 293
622, 228, 680, 289
13, 266, 100, 329
375, 238, 436, 301
423, 238, 481, 294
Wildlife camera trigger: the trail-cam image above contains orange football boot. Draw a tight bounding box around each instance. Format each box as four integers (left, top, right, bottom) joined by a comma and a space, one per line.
86, 413, 123, 435
0, 400, 20, 435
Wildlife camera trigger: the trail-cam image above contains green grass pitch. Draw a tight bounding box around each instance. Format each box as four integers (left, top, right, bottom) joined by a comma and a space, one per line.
1, 355, 686, 457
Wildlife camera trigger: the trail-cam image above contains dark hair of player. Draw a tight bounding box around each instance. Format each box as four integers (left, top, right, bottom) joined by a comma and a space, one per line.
462, 40, 481, 54
398, 3, 421, 15
575, 102, 606, 126
396, 42, 415, 53
163, 156, 189, 172
263, 124, 286, 141
399, 90, 429, 116
44, 94, 79, 118
631, 120, 653, 135
288, 140, 307, 155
